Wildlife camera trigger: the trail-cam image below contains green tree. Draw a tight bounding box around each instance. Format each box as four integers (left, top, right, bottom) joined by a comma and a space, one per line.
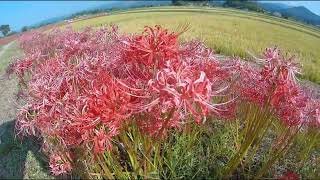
225, 0, 248, 5
172, 0, 208, 5
21, 26, 28, 32
0, 24, 10, 36
224, 0, 263, 12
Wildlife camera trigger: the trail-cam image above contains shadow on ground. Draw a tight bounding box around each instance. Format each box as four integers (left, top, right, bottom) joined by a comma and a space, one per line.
0, 120, 53, 179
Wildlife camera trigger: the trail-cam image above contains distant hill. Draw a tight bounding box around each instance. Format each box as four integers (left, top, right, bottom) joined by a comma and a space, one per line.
281, 6, 320, 25
95, 1, 171, 9
259, 2, 291, 12
259, 2, 320, 26
26, 1, 172, 31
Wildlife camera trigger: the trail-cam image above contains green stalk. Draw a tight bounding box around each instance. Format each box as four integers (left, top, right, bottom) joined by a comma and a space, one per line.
224, 104, 272, 177
153, 141, 161, 174
245, 116, 274, 172
298, 130, 320, 167
255, 126, 300, 178
97, 154, 114, 179
119, 131, 141, 175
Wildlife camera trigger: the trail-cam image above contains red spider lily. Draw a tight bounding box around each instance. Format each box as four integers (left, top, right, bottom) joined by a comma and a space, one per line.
122, 25, 179, 69
270, 82, 309, 126
131, 59, 234, 135
232, 61, 270, 105
93, 127, 114, 154
278, 171, 299, 180
7, 58, 33, 77
234, 47, 310, 126
263, 47, 281, 62
49, 154, 72, 176
261, 47, 301, 85
15, 105, 38, 137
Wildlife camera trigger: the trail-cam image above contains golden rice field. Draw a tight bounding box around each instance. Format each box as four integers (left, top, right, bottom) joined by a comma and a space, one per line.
69, 6, 320, 84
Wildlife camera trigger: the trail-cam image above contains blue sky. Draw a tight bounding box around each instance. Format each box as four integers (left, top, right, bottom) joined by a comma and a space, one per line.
1, 1, 320, 32
0, 1, 123, 31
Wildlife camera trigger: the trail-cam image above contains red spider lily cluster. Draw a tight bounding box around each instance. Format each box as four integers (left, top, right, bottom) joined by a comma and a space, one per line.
233, 47, 319, 127
7, 25, 320, 176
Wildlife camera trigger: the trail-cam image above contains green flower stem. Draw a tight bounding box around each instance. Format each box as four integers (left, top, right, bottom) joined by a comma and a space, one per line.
299, 130, 320, 167
224, 103, 272, 177
256, 126, 301, 178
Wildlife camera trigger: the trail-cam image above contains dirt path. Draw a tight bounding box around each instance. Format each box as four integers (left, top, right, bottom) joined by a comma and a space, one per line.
0, 42, 14, 58
0, 42, 18, 125
0, 40, 52, 179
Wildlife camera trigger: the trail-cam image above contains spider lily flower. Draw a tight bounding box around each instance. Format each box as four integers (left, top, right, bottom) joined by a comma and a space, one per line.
49, 154, 72, 176
121, 25, 179, 69
261, 48, 301, 85
278, 171, 299, 180
93, 127, 114, 154
263, 47, 281, 63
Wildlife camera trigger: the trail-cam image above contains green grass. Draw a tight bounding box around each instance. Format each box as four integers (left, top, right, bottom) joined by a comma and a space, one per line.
161, 121, 237, 179
0, 41, 21, 73
0, 121, 53, 179
69, 6, 320, 84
